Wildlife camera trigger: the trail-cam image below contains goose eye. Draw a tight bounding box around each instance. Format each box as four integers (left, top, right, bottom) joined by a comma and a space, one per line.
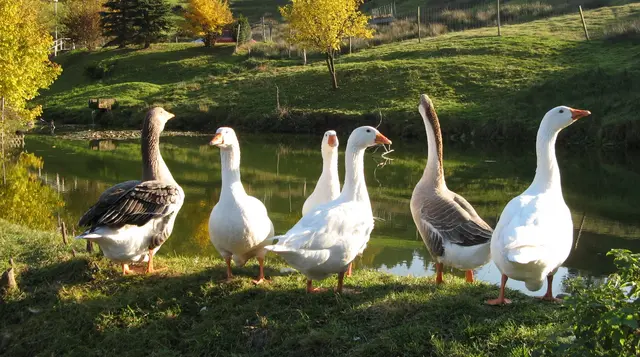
559, 109, 564, 113
366, 129, 371, 133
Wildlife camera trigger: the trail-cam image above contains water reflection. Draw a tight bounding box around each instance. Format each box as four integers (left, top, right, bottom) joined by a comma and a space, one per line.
26, 134, 640, 296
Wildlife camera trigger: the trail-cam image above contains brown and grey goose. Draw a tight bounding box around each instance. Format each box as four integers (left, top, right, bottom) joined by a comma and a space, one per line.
76, 107, 185, 275
410, 94, 493, 284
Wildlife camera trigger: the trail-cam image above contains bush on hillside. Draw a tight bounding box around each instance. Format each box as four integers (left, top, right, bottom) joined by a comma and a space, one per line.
84, 61, 116, 80
555, 249, 640, 356
603, 19, 640, 42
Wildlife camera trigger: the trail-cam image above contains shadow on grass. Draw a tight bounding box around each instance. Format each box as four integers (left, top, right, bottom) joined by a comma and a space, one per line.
0, 252, 565, 356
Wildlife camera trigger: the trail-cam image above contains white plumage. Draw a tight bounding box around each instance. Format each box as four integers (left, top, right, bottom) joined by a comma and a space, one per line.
302, 130, 340, 216
265, 126, 392, 293
487, 105, 591, 305
208, 127, 274, 283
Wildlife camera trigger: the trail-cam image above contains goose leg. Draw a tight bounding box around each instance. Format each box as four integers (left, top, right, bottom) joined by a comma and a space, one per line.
435, 262, 444, 284
336, 272, 345, 293
346, 262, 353, 277
146, 249, 155, 273
224, 256, 234, 282
486, 274, 512, 305
538, 275, 562, 302
252, 257, 266, 285
306, 279, 327, 293
465, 270, 474, 283
122, 263, 133, 275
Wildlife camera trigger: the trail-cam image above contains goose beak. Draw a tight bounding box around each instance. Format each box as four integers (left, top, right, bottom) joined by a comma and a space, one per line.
570, 108, 591, 120
375, 132, 392, 145
166, 112, 175, 120
327, 134, 338, 147
209, 133, 223, 146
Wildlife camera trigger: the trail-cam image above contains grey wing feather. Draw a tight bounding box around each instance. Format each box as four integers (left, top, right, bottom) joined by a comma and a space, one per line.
420, 192, 492, 253
79, 180, 180, 228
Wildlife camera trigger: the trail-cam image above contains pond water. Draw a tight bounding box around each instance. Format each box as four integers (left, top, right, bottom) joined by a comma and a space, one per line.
26, 133, 640, 296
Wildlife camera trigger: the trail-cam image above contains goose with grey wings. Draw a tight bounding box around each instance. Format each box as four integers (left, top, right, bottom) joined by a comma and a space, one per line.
487, 105, 590, 305
76, 107, 185, 275
264, 126, 391, 293
410, 94, 493, 284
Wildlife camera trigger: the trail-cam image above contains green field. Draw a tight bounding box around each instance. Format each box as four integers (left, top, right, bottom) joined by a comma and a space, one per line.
0, 219, 566, 356
40, 3, 640, 148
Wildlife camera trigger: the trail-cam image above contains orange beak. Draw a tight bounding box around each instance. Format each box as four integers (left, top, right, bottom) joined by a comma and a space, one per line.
327, 134, 338, 147
209, 133, 223, 146
375, 132, 392, 145
570, 108, 591, 120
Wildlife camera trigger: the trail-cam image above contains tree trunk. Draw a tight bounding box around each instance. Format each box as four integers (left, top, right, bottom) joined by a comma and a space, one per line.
204, 32, 216, 47
326, 51, 338, 89
144, 39, 150, 49
1, 96, 5, 185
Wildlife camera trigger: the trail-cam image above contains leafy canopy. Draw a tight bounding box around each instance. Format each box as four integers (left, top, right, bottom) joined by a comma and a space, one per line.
63, 0, 104, 50
280, 0, 373, 53
186, 0, 233, 46
0, 0, 62, 122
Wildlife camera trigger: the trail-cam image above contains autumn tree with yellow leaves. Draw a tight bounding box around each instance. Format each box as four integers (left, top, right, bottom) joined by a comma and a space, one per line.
186, 0, 234, 47
281, 0, 373, 89
0, 0, 62, 183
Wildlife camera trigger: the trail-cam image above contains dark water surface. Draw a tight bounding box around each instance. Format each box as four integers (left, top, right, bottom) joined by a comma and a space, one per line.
27, 134, 640, 296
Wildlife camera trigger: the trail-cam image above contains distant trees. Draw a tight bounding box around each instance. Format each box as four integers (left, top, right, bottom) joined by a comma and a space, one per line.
281, 0, 373, 89
62, 0, 104, 50
134, 0, 172, 48
186, 0, 234, 47
100, 0, 171, 48
0, 0, 62, 182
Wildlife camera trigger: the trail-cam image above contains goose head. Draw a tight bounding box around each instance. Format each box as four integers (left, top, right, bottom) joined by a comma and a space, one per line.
542, 106, 591, 131
209, 127, 239, 149
347, 126, 392, 150
145, 107, 175, 131
322, 130, 339, 154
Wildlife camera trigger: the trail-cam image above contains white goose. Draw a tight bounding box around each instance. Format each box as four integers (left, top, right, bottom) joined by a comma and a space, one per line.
265, 126, 391, 293
410, 95, 493, 284
302, 130, 340, 216
77, 107, 185, 275
208, 127, 274, 284
487, 106, 591, 305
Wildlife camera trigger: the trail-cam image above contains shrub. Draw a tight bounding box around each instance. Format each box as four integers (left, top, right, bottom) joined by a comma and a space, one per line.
84, 61, 116, 80
558, 249, 640, 356
233, 15, 252, 44
603, 19, 640, 42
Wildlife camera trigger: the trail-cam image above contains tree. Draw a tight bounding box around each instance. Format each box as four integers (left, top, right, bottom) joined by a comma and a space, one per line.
101, 0, 137, 48
280, 0, 373, 89
133, 0, 172, 48
186, 0, 234, 47
62, 0, 104, 50
0, 0, 62, 183
233, 15, 252, 45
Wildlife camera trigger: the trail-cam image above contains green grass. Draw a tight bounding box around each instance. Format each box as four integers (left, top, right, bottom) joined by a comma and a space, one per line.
40, 3, 640, 147
0, 219, 566, 356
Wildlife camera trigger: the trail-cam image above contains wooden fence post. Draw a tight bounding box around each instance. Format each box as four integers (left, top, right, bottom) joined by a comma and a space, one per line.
235, 23, 241, 53
579, 6, 590, 40
61, 221, 68, 245
417, 6, 421, 43
497, 0, 501, 36
262, 17, 266, 41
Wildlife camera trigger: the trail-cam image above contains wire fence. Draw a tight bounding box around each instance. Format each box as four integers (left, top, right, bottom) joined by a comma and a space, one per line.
232, 0, 639, 59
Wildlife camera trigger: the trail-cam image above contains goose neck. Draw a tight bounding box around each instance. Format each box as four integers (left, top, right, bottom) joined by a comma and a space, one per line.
421, 115, 445, 189
141, 123, 175, 183
529, 122, 562, 192
340, 144, 369, 203
320, 149, 339, 181
219, 145, 245, 195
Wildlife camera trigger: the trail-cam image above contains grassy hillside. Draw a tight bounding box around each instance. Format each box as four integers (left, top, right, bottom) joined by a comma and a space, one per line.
40, 3, 640, 147
0, 219, 566, 356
